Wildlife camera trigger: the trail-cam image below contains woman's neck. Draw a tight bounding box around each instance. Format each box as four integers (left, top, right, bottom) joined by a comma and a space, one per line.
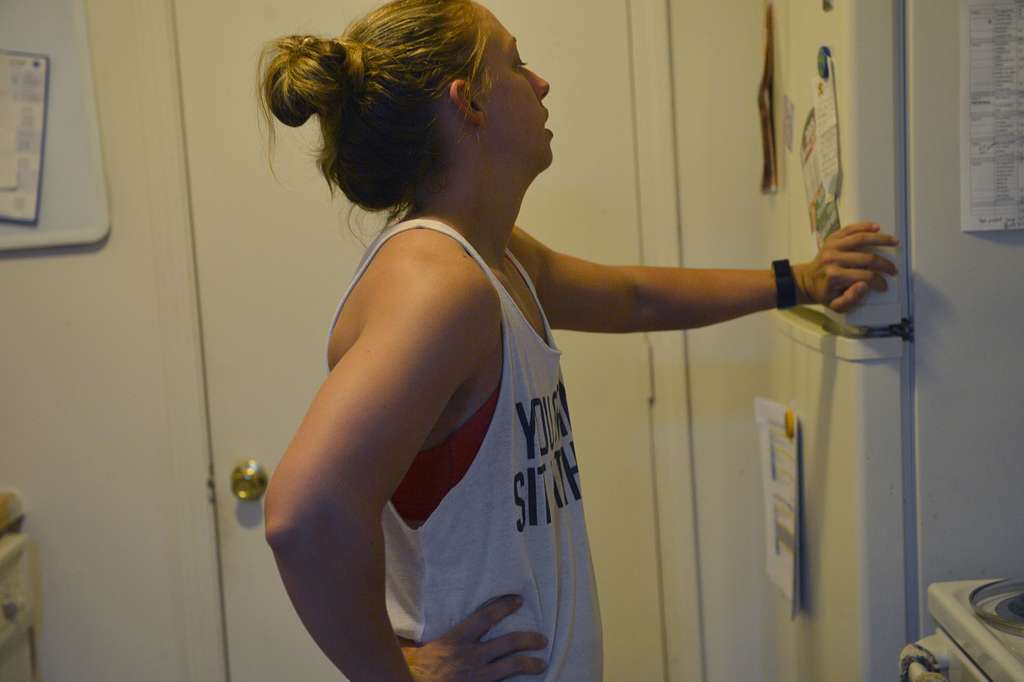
405, 168, 531, 267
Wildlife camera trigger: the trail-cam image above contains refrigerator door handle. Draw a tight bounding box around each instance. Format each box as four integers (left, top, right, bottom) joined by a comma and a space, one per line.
774, 308, 905, 362
861, 317, 914, 342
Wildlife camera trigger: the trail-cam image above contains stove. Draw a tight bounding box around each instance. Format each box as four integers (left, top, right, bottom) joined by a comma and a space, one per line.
927, 579, 1024, 681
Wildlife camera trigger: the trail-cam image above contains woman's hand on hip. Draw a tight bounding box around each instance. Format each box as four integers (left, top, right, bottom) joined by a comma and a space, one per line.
793, 222, 900, 313
397, 594, 548, 681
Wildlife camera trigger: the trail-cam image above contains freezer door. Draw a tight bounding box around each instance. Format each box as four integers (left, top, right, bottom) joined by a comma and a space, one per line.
767, 309, 906, 682
770, 0, 906, 328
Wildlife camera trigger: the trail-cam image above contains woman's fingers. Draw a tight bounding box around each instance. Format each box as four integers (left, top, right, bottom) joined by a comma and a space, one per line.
477, 631, 548, 664
834, 221, 881, 239
484, 654, 548, 681
448, 595, 522, 644
832, 230, 900, 252
814, 222, 899, 311
827, 221, 898, 251
829, 281, 869, 312
827, 266, 888, 295
827, 250, 898, 275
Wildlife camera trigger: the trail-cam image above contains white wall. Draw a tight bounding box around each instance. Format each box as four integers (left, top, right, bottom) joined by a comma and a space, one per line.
0, 1, 224, 680
669, 1, 781, 680
907, 0, 1024, 627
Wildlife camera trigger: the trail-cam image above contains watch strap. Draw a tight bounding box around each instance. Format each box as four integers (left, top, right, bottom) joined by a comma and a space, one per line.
772, 259, 797, 309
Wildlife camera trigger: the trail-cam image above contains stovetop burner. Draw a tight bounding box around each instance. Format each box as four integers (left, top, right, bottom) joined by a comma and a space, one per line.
997, 592, 1024, 622
972, 579, 1024, 636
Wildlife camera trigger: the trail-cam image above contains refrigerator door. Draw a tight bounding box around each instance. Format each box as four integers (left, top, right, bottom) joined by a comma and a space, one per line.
768, 309, 906, 682
772, 0, 906, 328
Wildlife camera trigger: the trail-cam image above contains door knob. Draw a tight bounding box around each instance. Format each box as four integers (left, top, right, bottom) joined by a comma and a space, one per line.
231, 459, 268, 501
1, 595, 21, 623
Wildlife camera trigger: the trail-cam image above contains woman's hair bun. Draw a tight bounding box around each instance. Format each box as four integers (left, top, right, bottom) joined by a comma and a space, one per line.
256, 0, 492, 226
265, 35, 354, 128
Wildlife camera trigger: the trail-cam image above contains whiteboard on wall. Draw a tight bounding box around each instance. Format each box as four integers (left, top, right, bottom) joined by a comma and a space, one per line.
0, 0, 109, 251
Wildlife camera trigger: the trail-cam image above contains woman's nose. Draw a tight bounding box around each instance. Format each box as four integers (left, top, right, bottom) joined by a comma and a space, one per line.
537, 76, 550, 100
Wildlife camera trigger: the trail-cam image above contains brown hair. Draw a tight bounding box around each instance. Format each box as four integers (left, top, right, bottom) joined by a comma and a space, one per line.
256, 0, 493, 226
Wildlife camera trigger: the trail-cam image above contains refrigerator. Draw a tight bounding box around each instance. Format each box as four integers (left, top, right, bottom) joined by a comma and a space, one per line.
749, 1, 1024, 680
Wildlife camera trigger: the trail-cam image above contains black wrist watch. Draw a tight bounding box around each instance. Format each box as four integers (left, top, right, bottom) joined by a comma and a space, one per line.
772, 259, 797, 309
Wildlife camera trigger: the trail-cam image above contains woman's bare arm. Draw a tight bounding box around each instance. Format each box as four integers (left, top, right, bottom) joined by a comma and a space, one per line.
509, 223, 899, 332
264, 239, 500, 680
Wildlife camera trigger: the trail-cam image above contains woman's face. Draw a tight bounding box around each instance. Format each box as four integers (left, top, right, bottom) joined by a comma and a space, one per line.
474, 6, 553, 176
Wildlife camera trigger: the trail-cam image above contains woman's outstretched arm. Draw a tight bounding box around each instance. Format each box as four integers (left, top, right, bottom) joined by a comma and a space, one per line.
509, 222, 899, 333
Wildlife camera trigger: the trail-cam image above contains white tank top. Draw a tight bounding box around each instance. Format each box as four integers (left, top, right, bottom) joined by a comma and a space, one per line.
325, 218, 603, 680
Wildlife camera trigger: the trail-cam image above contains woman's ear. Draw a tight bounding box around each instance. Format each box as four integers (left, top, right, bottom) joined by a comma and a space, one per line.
448, 79, 485, 127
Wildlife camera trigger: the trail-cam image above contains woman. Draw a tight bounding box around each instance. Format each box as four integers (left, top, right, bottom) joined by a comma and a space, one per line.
258, 1, 898, 680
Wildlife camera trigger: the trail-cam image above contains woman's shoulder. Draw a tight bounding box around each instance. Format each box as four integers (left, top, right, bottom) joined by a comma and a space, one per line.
328, 228, 499, 370
376, 226, 482, 271
369, 228, 497, 306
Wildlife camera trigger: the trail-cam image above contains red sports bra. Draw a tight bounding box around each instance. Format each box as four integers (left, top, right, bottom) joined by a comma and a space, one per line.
390, 380, 501, 527
390, 253, 531, 527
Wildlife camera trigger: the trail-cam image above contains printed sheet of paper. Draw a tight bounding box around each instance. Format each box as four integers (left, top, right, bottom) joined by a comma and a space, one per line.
800, 108, 840, 248
813, 65, 841, 197
755, 397, 802, 616
800, 110, 821, 204
0, 51, 48, 224
0, 57, 16, 189
961, 1, 1024, 231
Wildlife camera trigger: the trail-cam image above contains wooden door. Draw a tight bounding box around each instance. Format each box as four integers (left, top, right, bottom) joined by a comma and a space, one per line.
174, 1, 669, 679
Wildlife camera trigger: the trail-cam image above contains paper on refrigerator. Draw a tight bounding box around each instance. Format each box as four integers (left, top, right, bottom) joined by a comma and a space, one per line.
754, 397, 802, 616
0, 50, 48, 224
0, 57, 16, 190
800, 53, 842, 248
813, 68, 841, 195
960, 0, 1024, 232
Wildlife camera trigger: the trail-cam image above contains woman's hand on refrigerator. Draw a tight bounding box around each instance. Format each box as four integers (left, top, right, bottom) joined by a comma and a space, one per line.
793, 222, 899, 313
